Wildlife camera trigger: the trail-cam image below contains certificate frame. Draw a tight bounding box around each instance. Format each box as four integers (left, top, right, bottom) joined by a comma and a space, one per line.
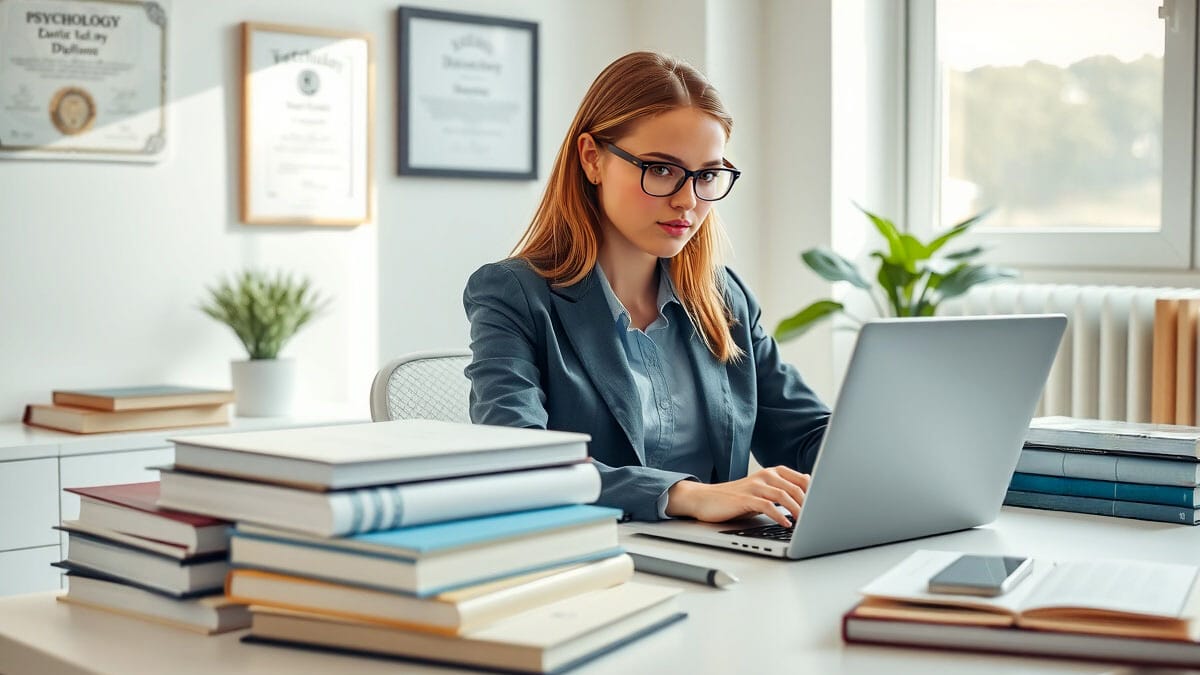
397, 6, 538, 180
0, 0, 169, 162
240, 22, 374, 226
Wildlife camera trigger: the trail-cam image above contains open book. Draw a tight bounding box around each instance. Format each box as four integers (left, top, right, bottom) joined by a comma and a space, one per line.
855, 549, 1200, 641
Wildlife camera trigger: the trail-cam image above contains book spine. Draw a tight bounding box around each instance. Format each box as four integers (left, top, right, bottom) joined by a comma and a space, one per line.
1009, 472, 1199, 507
326, 463, 602, 536
1017, 449, 1200, 486
1004, 490, 1199, 525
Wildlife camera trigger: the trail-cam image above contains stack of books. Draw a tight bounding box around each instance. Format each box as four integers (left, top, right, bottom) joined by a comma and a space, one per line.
23, 385, 234, 434
843, 549, 1200, 668
158, 419, 685, 673
1004, 416, 1200, 525
54, 481, 249, 634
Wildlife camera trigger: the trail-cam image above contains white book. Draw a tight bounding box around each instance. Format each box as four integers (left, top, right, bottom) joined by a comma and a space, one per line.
246, 582, 684, 674
59, 520, 194, 560
63, 533, 228, 595
157, 462, 601, 537
170, 419, 590, 489
1026, 415, 1200, 459
61, 574, 249, 635
229, 515, 620, 597
226, 554, 634, 635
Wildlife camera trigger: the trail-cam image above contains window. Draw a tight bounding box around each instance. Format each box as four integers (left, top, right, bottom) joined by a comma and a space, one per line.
907, 0, 1196, 268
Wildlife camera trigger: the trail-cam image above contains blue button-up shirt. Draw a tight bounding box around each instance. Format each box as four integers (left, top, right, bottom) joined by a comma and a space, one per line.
594, 262, 712, 517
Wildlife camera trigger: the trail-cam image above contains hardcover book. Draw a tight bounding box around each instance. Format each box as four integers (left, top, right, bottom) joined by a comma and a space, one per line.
1027, 416, 1200, 459
1009, 472, 1200, 508
23, 403, 230, 434
1004, 490, 1200, 525
243, 582, 684, 674
156, 462, 601, 537
67, 482, 229, 554
226, 554, 634, 635
52, 386, 235, 412
1017, 447, 1200, 486
62, 531, 229, 596
60, 572, 249, 635
170, 419, 590, 489
229, 505, 623, 597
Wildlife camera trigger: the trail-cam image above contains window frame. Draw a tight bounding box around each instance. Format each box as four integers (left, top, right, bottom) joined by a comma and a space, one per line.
905, 0, 1197, 269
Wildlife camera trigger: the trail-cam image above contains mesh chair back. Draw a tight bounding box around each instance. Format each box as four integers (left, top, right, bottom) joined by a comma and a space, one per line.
370, 350, 472, 422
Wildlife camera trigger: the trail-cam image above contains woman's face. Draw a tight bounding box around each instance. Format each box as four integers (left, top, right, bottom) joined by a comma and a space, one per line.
586, 107, 727, 261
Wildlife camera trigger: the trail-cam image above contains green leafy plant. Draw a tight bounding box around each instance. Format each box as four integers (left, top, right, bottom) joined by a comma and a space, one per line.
773, 205, 1018, 343
199, 269, 329, 360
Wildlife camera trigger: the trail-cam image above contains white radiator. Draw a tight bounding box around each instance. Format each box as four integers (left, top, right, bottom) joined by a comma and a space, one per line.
944, 284, 1195, 423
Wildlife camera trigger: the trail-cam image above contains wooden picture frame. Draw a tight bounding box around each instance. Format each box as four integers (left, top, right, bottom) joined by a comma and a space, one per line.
397, 6, 538, 179
240, 22, 374, 225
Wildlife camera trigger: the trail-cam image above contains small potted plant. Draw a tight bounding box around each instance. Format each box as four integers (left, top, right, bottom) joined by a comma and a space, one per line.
774, 205, 1018, 342
199, 269, 329, 417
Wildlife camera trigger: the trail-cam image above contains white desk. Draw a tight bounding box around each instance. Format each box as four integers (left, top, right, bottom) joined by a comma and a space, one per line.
0, 507, 1196, 674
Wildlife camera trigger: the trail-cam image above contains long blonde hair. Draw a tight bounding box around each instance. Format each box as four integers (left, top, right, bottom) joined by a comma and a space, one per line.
512, 51, 743, 363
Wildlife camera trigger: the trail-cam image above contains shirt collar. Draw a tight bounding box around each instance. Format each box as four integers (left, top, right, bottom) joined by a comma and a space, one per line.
593, 259, 682, 330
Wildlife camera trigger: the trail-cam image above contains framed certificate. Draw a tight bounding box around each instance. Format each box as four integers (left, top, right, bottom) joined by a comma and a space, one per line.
397, 6, 537, 180
241, 22, 374, 226
0, 0, 169, 162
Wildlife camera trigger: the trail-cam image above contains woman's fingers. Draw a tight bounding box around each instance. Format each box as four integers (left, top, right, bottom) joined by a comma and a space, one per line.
758, 469, 808, 510
748, 496, 792, 527
754, 484, 802, 522
773, 465, 812, 491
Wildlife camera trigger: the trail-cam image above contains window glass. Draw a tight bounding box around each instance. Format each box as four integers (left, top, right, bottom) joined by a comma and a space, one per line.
937, 0, 1164, 231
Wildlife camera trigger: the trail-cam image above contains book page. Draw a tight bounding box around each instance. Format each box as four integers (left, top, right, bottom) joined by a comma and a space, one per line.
858, 549, 1053, 615
1022, 559, 1198, 619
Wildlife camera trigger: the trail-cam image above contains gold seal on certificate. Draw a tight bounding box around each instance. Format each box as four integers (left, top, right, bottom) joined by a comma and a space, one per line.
49, 87, 97, 136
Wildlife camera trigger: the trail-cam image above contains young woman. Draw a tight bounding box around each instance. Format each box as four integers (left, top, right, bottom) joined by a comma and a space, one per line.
463, 51, 830, 525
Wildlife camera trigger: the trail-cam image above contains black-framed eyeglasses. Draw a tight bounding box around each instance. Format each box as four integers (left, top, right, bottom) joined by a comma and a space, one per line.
605, 143, 741, 202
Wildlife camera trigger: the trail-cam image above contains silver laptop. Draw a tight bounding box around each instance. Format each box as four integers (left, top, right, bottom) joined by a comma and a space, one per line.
626, 314, 1067, 559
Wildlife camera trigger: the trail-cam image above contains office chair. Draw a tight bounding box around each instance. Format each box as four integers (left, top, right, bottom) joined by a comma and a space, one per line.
369, 349, 473, 422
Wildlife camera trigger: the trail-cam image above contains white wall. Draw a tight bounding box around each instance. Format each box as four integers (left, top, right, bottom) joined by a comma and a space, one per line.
762, 0, 837, 402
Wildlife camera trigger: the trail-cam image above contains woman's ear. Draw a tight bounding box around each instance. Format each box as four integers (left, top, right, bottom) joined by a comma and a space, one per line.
577, 133, 601, 185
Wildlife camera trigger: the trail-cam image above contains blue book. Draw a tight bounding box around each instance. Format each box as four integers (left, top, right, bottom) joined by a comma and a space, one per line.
1017, 448, 1200, 486
1009, 472, 1200, 508
1004, 490, 1200, 525
230, 504, 624, 596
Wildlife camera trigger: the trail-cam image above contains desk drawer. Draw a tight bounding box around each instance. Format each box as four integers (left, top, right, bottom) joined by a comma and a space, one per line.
0, 458, 58, 550
0, 545, 60, 596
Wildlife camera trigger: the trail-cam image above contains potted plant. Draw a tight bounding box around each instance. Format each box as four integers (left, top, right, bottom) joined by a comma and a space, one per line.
774, 205, 1018, 342
199, 269, 329, 417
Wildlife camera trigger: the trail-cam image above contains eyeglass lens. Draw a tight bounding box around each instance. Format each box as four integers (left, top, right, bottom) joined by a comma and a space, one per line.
642, 163, 736, 201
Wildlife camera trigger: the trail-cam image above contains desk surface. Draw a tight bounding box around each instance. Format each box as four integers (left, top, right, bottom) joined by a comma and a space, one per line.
1, 507, 1197, 675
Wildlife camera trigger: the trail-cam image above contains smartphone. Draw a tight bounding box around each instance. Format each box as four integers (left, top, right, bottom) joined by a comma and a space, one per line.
927, 554, 1032, 597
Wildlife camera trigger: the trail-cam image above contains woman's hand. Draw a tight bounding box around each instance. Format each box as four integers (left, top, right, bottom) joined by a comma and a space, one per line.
664, 466, 812, 527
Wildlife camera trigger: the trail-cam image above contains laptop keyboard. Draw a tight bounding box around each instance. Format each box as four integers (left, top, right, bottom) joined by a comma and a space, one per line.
720, 523, 794, 541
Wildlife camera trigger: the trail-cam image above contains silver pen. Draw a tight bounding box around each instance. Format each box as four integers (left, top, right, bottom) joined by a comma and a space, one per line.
629, 552, 739, 589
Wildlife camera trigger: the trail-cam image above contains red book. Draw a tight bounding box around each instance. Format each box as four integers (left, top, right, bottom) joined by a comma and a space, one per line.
65, 482, 229, 555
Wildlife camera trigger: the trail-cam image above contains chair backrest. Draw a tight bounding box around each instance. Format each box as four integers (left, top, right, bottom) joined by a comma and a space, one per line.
369, 349, 473, 422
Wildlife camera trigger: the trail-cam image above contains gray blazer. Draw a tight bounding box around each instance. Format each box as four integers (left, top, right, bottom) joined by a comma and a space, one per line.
463, 258, 830, 521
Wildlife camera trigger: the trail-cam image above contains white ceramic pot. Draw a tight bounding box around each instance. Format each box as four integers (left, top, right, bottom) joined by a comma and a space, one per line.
230, 358, 296, 417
